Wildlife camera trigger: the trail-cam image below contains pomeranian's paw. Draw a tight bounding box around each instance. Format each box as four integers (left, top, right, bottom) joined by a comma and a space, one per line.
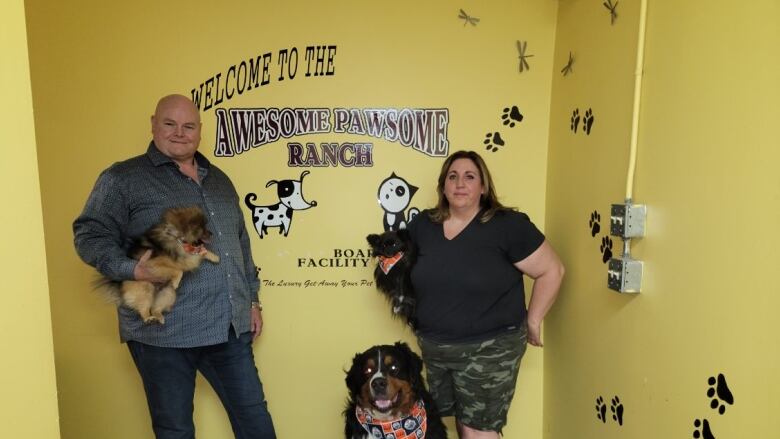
143, 315, 164, 325
205, 252, 220, 264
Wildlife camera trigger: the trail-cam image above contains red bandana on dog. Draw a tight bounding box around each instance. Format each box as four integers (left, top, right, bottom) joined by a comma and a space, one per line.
378, 252, 404, 275
355, 400, 427, 439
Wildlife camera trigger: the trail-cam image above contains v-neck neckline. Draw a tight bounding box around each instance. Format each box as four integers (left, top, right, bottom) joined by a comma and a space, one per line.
442, 210, 481, 241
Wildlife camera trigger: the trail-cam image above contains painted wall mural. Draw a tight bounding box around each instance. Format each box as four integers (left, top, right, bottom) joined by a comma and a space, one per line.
376, 173, 420, 232
191, 45, 338, 112
213, 107, 450, 161
244, 170, 317, 239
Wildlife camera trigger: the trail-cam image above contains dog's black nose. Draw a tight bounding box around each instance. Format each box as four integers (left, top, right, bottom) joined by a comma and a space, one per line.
371, 377, 387, 393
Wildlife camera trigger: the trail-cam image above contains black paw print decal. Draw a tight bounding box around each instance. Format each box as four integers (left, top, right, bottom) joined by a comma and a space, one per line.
589, 211, 601, 237
583, 108, 595, 135
600, 236, 613, 263
484, 132, 505, 152
707, 373, 734, 415
693, 419, 715, 439
610, 396, 624, 425
570, 109, 580, 133
595, 396, 607, 423
501, 106, 523, 127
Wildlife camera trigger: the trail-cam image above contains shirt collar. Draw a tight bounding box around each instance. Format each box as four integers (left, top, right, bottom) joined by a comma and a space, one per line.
146, 141, 211, 170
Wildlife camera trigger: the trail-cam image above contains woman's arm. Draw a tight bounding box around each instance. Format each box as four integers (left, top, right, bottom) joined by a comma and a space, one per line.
514, 240, 565, 347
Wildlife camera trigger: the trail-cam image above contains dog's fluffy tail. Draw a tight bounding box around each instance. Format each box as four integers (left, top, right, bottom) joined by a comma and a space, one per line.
92, 276, 123, 306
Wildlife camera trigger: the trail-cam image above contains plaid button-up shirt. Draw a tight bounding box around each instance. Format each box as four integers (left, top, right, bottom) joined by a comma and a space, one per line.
74, 143, 260, 347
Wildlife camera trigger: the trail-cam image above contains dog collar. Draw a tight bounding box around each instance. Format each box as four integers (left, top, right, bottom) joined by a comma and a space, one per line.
355, 399, 427, 439
377, 252, 404, 275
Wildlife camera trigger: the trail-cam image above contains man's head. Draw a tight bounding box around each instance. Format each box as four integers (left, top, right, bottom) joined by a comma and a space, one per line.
151, 94, 201, 164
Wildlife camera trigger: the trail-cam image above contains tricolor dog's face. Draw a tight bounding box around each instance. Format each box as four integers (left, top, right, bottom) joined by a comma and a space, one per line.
345, 342, 423, 420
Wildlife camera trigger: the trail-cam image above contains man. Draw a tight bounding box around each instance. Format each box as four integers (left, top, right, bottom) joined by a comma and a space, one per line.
74, 94, 276, 439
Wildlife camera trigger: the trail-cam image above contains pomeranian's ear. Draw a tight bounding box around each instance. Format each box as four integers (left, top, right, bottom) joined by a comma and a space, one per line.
162, 223, 178, 237
366, 234, 380, 247
397, 228, 411, 241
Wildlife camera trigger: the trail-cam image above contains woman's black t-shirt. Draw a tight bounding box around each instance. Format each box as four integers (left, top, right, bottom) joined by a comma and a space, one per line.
407, 209, 545, 343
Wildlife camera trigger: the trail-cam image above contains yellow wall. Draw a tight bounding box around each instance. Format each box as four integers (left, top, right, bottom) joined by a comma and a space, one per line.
24, 1, 776, 438
24, 1, 557, 437
0, 0, 61, 437
545, 0, 779, 438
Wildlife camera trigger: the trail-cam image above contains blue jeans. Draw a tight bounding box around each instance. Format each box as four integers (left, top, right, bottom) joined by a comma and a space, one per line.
127, 331, 276, 439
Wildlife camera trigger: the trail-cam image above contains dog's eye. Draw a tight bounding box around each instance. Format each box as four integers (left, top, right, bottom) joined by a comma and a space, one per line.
364, 367, 374, 375
388, 364, 399, 374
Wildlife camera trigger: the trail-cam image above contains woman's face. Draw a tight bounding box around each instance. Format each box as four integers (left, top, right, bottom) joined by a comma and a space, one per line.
443, 158, 484, 213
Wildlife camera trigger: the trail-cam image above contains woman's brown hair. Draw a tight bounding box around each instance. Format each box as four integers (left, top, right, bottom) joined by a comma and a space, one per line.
428, 150, 511, 223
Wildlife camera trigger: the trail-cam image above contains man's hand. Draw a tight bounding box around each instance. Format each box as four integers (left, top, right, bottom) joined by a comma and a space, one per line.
133, 250, 166, 283
251, 307, 264, 341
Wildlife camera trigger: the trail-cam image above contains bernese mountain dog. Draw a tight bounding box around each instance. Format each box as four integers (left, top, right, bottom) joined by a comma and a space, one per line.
344, 342, 447, 439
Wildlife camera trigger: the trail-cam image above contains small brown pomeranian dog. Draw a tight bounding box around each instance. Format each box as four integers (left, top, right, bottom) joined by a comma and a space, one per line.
96, 206, 220, 324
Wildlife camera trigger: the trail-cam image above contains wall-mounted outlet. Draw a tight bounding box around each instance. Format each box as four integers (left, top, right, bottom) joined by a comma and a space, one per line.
610, 203, 646, 238
608, 257, 643, 293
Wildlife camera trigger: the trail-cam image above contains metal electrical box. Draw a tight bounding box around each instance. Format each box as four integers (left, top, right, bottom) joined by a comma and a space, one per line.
610, 204, 646, 238
608, 257, 643, 293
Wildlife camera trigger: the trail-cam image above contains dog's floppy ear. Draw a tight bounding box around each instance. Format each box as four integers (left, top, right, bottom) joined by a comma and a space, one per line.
394, 342, 424, 386
366, 234, 381, 247
344, 351, 366, 397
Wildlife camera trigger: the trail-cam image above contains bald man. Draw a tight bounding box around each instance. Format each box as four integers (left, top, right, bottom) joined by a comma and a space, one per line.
74, 94, 276, 438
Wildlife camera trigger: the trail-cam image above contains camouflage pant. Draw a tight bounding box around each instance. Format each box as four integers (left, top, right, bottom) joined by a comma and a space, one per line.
418, 328, 528, 432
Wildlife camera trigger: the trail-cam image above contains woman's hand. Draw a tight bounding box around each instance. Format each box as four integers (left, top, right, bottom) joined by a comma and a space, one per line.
527, 319, 543, 347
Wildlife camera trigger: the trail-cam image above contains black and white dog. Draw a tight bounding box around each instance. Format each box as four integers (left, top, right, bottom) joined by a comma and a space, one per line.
244, 170, 317, 238
344, 342, 447, 439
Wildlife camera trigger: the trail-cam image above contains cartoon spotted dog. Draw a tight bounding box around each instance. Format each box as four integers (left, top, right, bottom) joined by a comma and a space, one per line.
377, 173, 420, 231
245, 170, 317, 239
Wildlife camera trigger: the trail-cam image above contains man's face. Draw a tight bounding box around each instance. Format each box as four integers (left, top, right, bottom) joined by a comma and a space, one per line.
151, 96, 201, 163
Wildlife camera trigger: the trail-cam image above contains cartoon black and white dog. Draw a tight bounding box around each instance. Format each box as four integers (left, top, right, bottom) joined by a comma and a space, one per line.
344, 342, 447, 439
377, 173, 420, 231
244, 170, 317, 239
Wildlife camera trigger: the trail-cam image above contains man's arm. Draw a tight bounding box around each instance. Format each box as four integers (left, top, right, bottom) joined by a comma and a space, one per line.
236, 191, 264, 340
73, 169, 136, 281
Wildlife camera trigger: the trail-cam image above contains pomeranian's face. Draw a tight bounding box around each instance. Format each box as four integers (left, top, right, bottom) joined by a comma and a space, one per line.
163, 207, 212, 245
367, 230, 410, 257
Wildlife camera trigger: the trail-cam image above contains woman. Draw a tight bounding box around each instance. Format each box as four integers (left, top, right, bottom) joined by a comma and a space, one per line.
407, 150, 564, 438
